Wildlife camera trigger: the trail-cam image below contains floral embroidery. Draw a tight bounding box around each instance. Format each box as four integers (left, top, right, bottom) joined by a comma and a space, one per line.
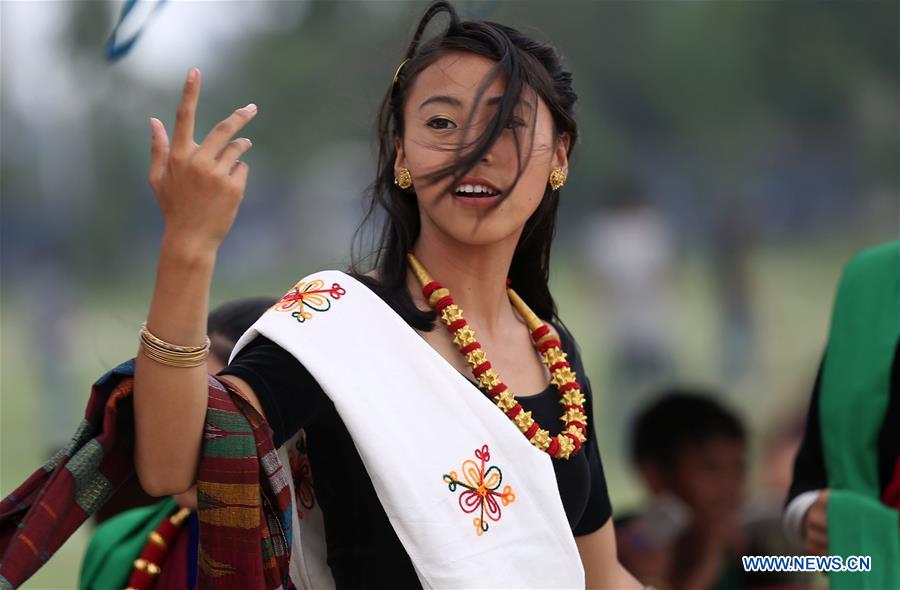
272, 279, 345, 323
442, 444, 515, 536
287, 432, 315, 519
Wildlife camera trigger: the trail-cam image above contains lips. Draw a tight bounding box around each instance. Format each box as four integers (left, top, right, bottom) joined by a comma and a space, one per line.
453, 177, 501, 198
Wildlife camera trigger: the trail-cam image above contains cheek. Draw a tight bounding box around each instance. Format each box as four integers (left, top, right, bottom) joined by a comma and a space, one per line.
506, 155, 551, 208
515, 132, 557, 193
523, 160, 551, 192
673, 467, 717, 503
403, 143, 459, 200
404, 140, 451, 176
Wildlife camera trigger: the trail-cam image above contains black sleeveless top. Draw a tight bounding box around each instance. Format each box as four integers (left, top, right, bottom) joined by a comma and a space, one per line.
218, 318, 612, 589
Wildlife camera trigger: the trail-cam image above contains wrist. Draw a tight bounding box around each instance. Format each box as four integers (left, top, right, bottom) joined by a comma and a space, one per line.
784, 490, 821, 547
160, 232, 218, 268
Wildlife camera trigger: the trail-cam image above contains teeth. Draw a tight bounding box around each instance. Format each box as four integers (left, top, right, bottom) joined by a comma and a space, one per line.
455, 184, 497, 196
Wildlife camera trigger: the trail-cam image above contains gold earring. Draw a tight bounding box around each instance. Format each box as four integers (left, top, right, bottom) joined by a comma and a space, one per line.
549, 168, 567, 191
394, 167, 413, 190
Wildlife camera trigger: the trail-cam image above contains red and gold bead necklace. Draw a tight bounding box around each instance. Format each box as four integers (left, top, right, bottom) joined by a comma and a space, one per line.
124, 506, 191, 590
408, 252, 589, 460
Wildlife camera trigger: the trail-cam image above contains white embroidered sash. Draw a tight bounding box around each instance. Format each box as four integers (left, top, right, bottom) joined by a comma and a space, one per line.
229, 270, 585, 589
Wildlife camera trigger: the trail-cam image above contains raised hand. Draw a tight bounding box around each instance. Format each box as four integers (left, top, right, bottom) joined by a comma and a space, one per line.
148, 67, 257, 254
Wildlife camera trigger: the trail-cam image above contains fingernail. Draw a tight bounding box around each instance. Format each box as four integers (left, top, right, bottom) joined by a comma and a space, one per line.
244, 103, 257, 114
149, 117, 156, 134
187, 67, 197, 83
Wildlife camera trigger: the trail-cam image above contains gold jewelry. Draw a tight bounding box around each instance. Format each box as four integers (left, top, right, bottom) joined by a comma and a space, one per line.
133, 558, 161, 576
407, 253, 589, 460
127, 506, 193, 590
170, 507, 192, 525
148, 531, 167, 549
139, 321, 210, 368
549, 168, 567, 191
394, 167, 413, 190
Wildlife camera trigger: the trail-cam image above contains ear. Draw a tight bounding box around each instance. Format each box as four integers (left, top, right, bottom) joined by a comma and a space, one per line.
394, 137, 406, 173
552, 132, 570, 173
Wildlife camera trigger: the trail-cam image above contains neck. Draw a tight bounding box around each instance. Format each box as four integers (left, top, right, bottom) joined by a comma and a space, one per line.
409, 230, 521, 337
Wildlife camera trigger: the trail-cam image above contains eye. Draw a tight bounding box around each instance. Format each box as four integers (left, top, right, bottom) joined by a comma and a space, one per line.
505, 116, 526, 130
426, 116, 457, 130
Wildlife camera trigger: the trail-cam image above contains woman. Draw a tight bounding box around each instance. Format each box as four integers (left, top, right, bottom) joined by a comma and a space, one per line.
135, 2, 641, 587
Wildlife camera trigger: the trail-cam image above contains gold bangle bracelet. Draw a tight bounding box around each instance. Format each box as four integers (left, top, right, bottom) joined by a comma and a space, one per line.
139, 341, 208, 367
139, 341, 208, 366
138, 322, 210, 368
138, 332, 209, 357
140, 322, 209, 352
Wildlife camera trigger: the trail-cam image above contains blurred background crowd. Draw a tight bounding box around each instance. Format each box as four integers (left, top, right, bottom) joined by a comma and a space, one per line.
1, 1, 897, 588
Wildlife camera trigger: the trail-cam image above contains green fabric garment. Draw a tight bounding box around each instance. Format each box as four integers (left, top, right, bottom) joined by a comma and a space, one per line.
711, 554, 740, 590
820, 240, 900, 589
79, 497, 177, 590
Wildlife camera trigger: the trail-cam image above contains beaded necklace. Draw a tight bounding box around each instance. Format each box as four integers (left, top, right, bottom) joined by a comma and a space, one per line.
408, 253, 588, 460
125, 507, 191, 590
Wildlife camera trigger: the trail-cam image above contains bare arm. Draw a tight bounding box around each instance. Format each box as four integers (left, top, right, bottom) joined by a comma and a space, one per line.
576, 518, 644, 589
133, 67, 262, 496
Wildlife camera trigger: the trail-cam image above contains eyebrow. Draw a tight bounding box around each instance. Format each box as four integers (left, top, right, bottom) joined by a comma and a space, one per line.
418, 95, 535, 112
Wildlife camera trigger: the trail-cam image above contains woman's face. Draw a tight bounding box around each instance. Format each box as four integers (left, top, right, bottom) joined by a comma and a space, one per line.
395, 51, 568, 248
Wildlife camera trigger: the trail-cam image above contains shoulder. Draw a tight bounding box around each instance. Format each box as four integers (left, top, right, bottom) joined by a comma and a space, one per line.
841, 240, 898, 287
267, 270, 357, 313
275, 269, 354, 291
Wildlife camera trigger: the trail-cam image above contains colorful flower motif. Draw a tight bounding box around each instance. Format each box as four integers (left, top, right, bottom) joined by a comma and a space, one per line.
442, 444, 515, 536
272, 280, 346, 323
287, 433, 315, 519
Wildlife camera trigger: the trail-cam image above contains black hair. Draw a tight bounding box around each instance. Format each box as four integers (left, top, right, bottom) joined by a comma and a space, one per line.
631, 389, 747, 469
349, 0, 578, 331
207, 297, 278, 362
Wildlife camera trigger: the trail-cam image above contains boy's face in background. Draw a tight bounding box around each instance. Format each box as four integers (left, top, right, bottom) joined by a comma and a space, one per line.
665, 437, 746, 524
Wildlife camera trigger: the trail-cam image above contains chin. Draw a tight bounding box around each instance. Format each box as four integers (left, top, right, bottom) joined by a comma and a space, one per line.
436, 220, 524, 248
421, 205, 533, 248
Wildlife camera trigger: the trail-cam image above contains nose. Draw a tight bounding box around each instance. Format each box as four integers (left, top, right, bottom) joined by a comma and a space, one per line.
479, 143, 495, 166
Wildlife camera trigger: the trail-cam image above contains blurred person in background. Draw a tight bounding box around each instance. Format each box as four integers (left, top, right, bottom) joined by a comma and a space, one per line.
585, 177, 675, 386
80, 296, 276, 590
784, 240, 899, 590
20, 238, 80, 458
616, 390, 748, 590
711, 203, 755, 384
583, 177, 676, 442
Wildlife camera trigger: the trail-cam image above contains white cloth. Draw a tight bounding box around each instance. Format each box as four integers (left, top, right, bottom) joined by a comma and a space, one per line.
782, 489, 821, 547
230, 270, 585, 589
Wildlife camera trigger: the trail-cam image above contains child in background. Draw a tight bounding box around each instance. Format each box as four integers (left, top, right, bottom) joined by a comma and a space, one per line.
617, 390, 747, 590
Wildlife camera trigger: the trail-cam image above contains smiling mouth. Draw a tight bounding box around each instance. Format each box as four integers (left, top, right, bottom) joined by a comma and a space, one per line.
453, 183, 501, 198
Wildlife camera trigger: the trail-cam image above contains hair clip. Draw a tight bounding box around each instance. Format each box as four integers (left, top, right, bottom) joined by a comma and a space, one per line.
392, 58, 410, 85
